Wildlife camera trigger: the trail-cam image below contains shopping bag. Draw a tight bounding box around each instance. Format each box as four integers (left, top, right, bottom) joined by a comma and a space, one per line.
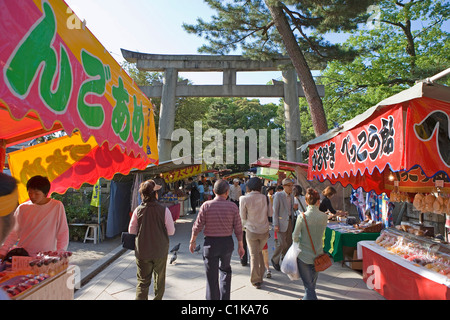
280, 242, 301, 280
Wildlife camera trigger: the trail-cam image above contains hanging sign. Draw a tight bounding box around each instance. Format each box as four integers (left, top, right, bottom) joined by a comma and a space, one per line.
308, 105, 404, 181
0, 0, 158, 162
161, 163, 207, 183
405, 97, 450, 178
8, 133, 149, 203
384, 166, 450, 193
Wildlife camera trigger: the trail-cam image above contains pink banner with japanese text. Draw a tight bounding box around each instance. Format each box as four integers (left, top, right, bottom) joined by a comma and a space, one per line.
0, 0, 158, 163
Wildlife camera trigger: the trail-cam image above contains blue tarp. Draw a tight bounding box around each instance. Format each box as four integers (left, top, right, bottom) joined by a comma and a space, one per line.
106, 180, 133, 238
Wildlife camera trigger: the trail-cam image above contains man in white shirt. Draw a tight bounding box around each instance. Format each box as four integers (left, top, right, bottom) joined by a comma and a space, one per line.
229, 178, 246, 264
229, 179, 242, 206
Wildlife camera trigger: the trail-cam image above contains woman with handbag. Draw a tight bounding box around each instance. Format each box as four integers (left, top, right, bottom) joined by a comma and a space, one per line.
292, 188, 328, 300
128, 179, 175, 300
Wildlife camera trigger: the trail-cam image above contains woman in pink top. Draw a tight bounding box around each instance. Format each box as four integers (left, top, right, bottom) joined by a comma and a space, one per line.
0, 175, 69, 259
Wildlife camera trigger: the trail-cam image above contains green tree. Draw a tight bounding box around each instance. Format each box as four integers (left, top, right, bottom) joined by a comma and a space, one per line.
183, 0, 379, 136
123, 62, 282, 169
122, 62, 210, 138
204, 97, 282, 171
321, 0, 450, 124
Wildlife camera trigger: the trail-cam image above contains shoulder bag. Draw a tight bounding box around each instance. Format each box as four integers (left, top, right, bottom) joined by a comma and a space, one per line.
302, 212, 332, 272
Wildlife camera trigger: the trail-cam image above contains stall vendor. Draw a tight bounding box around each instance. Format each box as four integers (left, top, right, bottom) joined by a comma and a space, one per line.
319, 186, 347, 219
0, 176, 69, 259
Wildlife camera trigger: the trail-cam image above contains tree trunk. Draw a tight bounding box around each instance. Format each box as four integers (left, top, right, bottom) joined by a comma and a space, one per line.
265, 1, 328, 137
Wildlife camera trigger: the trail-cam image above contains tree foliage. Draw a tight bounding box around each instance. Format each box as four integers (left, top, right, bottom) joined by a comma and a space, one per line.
321, 0, 450, 125
183, 0, 374, 64
183, 0, 380, 136
122, 62, 284, 168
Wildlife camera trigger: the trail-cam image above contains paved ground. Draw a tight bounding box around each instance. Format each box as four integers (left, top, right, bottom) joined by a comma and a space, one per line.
74, 213, 384, 301
68, 235, 122, 274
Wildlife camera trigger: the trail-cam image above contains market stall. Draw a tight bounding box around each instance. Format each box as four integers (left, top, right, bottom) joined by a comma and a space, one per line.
300, 74, 450, 299
0, 0, 159, 299
324, 223, 380, 266
141, 158, 207, 219
106, 158, 203, 238
358, 229, 450, 300
251, 157, 349, 215
110, 157, 209, 234
252, 158, 380, 267
0, 252, 75, 300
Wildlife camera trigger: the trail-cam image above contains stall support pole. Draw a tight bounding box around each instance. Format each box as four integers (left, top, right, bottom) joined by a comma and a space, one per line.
97, 181, 102, 243
395, 202, 407, 225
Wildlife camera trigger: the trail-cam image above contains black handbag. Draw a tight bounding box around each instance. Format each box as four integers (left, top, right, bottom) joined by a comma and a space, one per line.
121, 232, 136, 250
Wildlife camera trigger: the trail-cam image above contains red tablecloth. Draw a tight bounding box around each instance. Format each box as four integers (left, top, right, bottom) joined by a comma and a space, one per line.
168, 203, 180, 221
359, 241, 450, 300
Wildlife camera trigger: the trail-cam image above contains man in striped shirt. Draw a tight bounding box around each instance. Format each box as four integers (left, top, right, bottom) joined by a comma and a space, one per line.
189, 179, 244, 300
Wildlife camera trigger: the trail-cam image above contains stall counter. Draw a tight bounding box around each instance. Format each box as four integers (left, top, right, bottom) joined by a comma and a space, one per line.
323, 223, 380, 262
160, 201, 181, 221
358, 241, 450, 300
8, 265, 75, 300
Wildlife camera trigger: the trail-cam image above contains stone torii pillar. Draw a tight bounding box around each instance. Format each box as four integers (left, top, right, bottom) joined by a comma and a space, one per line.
159, 67, 178, 164
282, 68, 303, 163
122, 49, 324, 163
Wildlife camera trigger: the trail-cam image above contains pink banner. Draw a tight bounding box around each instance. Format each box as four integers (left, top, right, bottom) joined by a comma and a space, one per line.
0, 0, 158, 162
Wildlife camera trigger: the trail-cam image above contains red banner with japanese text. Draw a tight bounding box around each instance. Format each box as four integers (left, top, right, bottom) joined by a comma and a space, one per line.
405, 97, 450, 179
308, 105, 404, 181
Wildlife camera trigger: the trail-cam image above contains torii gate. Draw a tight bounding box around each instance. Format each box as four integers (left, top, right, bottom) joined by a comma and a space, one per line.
122, 49, 324, 163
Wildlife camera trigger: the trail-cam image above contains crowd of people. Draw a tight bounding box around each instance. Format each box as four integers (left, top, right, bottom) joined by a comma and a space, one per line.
185, 176, 345, 301
0, 172, 344, 301
129, 175, 344, 301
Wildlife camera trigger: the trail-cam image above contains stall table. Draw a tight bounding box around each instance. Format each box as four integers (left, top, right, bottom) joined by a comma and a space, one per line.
69, 219, 106, 244
178, 196, 190, 217
161, 202, 181, 221
324, 223, 380, 263
358, 241, 450, 300
13, 266, 75, 300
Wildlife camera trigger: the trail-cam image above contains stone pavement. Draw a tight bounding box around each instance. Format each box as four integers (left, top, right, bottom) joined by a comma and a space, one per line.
74, 213, 384, 301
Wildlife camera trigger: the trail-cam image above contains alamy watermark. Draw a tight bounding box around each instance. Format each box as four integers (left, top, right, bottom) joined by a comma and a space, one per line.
66, 8, 86, 30
365, 265, 381, 290
170, 121, 280, 168
366, 5, 381, 30
66, 265, 81, 290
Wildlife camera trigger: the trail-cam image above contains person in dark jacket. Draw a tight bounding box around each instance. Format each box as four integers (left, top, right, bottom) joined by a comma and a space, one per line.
129, 179, 175, 300
319, 186, 347, 219
319, 186, 337, 214
188, 177, 200, 214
